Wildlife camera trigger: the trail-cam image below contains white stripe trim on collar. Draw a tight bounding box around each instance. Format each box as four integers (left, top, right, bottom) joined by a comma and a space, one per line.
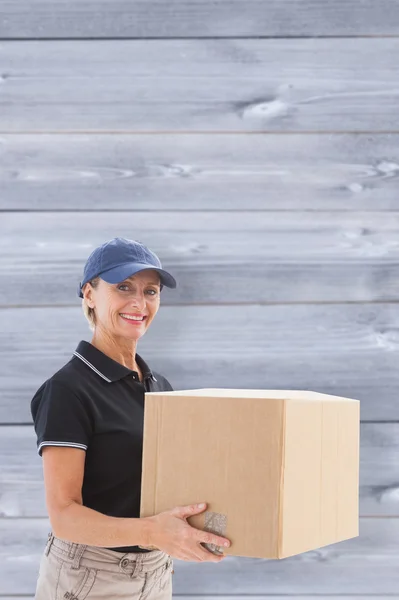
73, 351, 112, 382
38, 441, 88, 455
73, 349, 157, 383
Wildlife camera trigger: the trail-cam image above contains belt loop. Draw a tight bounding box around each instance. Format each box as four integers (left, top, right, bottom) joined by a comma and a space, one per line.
71, 544, 87, 570
130, 553, 143, 579
44, 532, 54, 556
68, 542, 77, 559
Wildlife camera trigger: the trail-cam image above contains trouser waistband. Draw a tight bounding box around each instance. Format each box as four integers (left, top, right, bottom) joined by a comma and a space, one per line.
44, 532, 173, 576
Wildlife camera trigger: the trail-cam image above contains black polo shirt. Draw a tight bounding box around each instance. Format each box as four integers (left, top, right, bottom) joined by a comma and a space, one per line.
30, 340, 173, 553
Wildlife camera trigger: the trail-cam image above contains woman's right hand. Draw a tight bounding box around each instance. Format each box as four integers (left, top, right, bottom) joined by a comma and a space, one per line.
145, 502, 230, 562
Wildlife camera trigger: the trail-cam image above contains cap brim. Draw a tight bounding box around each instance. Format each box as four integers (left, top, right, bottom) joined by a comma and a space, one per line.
99, 263, 177, 289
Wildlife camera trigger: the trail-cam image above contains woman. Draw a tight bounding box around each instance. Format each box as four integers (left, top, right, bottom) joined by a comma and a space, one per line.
31, 237, 231, 600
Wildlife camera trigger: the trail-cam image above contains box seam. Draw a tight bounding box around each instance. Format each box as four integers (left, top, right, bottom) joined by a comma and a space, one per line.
277, 399, 286, 558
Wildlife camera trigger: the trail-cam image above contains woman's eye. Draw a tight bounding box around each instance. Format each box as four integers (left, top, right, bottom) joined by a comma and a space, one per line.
117, 285, 157, 295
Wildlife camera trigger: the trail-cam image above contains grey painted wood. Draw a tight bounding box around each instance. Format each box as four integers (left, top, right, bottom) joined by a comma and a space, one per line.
2, 39, 398, 132
1, 1, 397, 598
0, 303, 398, 422
1, 133, 399, 210
2, 212, 399, 306
1, 517, 399, 595
1, 0, 399, 38
1, 423, 397, 518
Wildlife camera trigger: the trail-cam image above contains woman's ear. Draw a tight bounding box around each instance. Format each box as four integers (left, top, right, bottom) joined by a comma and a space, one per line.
83, 283, 95, 308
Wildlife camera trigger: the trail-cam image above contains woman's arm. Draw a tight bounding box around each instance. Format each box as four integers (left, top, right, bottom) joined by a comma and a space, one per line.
42, 446, 150, 548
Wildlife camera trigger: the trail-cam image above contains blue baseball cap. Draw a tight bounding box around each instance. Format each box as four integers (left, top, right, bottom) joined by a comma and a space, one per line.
77, 237, 177, 298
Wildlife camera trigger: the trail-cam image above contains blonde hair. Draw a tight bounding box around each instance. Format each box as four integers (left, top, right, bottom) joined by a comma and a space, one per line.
81, 277, 100, 332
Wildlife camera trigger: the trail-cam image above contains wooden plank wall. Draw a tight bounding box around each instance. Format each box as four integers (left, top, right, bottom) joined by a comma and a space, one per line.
1, 1, 399, 597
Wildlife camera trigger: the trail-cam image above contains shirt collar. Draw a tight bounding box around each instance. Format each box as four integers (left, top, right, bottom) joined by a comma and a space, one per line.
73, 340, 156, 383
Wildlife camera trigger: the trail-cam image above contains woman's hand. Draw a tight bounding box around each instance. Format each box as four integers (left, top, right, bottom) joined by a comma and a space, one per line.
145, 502, 231, 562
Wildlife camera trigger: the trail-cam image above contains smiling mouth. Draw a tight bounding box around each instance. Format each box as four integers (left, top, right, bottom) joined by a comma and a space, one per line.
119, 314, 147, 323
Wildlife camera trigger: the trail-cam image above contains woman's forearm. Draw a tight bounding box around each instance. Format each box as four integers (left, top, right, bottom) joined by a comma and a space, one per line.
52, 501, 151, 548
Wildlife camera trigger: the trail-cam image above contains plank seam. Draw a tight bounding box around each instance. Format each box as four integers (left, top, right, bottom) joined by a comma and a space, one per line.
2, 131, 399, 135
1, 35, 399, 41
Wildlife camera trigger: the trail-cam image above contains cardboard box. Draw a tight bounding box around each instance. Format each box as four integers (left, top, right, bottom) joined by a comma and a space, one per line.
139, 389, 360, 559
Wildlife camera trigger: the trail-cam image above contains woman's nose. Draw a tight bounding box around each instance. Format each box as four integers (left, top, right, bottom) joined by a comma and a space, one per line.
129, 293, 146, 309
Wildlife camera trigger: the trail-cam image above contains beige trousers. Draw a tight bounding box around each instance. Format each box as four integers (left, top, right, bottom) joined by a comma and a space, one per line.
34, 532, 174, 600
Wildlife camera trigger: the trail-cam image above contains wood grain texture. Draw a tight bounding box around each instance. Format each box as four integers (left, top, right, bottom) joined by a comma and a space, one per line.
1, 133, 399, 210
1, 517, 399, 595
1, 1, 398, 598
2, 211, 399, 306
2, 39, 398, 132
0, 303, 398, 422
1, 0, 399, 38
1, 423, 397, 518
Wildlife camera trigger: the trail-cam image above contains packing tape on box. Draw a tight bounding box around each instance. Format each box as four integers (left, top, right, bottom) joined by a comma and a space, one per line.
138, 510, 228, 554
202, 511, 228, 556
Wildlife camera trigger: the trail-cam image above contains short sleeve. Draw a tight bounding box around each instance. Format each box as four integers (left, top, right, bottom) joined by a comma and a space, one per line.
30, 378, 93, 457
164, 378, 174, 391
156, 374, 173, 391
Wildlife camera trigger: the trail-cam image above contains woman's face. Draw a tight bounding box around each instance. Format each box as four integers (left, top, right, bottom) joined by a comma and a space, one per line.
85, 269, 161, 340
